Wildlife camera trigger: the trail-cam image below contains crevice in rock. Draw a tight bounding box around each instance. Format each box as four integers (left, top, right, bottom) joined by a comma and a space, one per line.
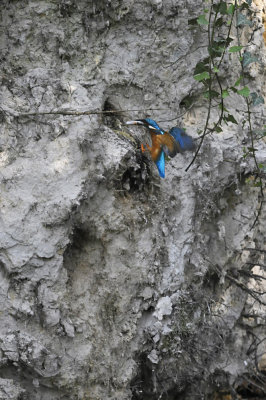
102, 98, 124, 131
59, 1, 77, 18
202, 268, 220, 293
111, 150, 156, 200
235, 375, 266, 399
130, 353, 154, 400
120, 164, 148, 194
130, 353, 188, 400
63, 225, 102, 286
0, 362, 69, 400
179, 92, 198, 110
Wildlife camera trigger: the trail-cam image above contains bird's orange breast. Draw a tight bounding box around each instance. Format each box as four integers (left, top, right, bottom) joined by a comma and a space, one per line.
149, 132, 178, 161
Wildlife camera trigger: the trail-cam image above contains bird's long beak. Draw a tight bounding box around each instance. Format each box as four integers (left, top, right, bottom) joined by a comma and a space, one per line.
125, 120, 144, 126
126, 120, 157, 130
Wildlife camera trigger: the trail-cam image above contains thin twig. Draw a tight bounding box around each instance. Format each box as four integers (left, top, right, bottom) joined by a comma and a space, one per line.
235, 0, 264, 230
239, 270, 266, 281
16, 107, 169, 118
217, 4, 236, 69
185, 1, 216, 172
244, 248, 266, 253
226, 274, 266, 306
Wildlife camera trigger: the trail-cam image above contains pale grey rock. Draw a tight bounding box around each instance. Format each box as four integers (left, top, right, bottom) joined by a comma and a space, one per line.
61, 318, 75, 337
0, 378, 25, 400
140, 286, 154, 300
147, 349, 159, 364
154, 296, 173, 321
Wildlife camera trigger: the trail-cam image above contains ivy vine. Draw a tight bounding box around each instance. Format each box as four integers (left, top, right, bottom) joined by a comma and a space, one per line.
186, 3, 266, 394
186, 0, 265, 210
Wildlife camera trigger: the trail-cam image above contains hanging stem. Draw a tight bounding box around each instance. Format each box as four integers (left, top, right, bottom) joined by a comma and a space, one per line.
234, 0, 264, 229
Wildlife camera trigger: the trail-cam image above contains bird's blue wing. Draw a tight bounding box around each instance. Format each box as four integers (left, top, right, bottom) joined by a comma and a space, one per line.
169, 127, 195, 152
155, 151, 165, 178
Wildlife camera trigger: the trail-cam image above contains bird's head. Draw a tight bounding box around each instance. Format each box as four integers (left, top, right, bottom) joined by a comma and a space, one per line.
126, 118, 164, 134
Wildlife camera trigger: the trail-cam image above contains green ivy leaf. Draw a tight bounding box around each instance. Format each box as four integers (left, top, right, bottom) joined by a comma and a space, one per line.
225, 114, 238, 124
219, 104, 229, 112
237, 13, 252, 27
203, 90, 220, 99
213, 66, 219, 73
219, 1, 228, 15
188, 18, 198, 25
222, 90, 229, 98
209, 38, 233, 57
226, 37, 234, 46
214, 126, 223, 133
229, 45, 243, 53
234, 76, 242, 86
227, 4, 235, 15
194, 59, 210, 75
193, 71, 210, 81
197, 15, 209, 25
237, 87, 250, 97
230, 86, 238, 93
254, 181, 262, 187
250, 92, 265, 106
242, 52, 259, 67
213, 1, 227, 14
215, 17, 224, 27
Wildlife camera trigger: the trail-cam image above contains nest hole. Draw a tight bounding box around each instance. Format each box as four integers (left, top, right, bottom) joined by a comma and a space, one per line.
130, 352, 187, 400
113, 150, 155, 198
179, 93, 197, 109
121, 166, 148, 193
102, 99, 123, 130
130, 353, 154, 400
235, 376, 266, 398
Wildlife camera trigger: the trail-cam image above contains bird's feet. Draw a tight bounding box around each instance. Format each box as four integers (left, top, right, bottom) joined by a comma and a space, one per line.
141, 143, 152, 153
141, 143, 146, 153
146, 143, 152, 151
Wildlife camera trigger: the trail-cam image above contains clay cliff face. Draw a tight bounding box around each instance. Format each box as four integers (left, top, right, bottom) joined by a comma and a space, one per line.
0, 1, 266, 399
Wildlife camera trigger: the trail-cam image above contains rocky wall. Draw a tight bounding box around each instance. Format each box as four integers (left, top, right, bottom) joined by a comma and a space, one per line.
0, 0, 266, 399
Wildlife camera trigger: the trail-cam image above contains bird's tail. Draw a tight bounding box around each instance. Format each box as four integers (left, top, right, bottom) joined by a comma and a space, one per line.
156, 151, 165, 178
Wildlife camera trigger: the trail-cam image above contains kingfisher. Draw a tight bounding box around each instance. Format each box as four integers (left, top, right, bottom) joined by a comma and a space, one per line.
126, 118, 195, 178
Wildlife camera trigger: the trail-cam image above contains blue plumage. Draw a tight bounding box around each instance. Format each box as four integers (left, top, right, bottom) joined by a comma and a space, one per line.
144, 118, 164, 134
126, 118, 195, 178
143, 118, 166, 177
156, 151, 165, 178
169, 127, 195, 152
